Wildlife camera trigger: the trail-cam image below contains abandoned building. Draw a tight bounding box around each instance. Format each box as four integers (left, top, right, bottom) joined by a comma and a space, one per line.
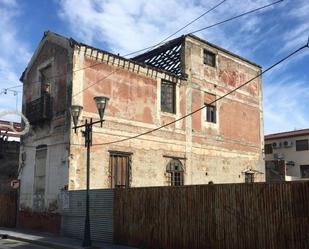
265, 129, 309, 182
19, 31, 264, 214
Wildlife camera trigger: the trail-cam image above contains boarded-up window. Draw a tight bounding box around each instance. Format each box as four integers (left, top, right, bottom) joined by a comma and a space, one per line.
110, 152, 131, 188
33, 145, 47, 211
264, 144, 273, 154
296, 139, 308, 151
300, 165, 309, 178
203, 49, 216, 67
161, 80, 176, 113
166, 159, 184, 186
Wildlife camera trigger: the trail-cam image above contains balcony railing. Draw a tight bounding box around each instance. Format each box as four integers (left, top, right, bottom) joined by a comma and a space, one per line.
26, 94, 52, 124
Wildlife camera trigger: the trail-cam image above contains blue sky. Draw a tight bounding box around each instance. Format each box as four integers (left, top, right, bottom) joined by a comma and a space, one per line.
0, 0, 308, 134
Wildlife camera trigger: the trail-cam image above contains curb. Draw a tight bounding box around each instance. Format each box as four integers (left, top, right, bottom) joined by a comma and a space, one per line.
1, 233, 82, 249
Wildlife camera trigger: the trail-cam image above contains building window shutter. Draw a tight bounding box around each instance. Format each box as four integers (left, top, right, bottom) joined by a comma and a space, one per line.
161, 80, 176, 113
110, 152, 132, 188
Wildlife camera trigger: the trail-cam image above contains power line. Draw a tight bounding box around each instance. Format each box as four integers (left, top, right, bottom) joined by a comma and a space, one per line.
8, 0, 225, 93
7, 0, 281, 93
88, 41, 308, 146
72, 68, 120, 98
124, 0, 227, 57
72, 0, 283, 97
0, 84, 22, 89
190, 0, 283, 35
124, 0, 283, 57
0, 89, 21, 95
71, 1, 227, 98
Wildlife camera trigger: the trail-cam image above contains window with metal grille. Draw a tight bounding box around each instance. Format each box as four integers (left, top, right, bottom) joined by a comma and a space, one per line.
161, 80, 176, 113
166, 159, 184, 186
245, 172, 255, 183
109, 152, 131, 188
264, 144, 273, 154
205, 104, 216, 123
296, 139, 308, 151
300, 165, 309, 178
203, 49, 216, 67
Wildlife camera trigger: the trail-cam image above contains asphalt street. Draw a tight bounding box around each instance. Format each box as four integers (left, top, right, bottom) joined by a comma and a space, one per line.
0, 239, 49, 249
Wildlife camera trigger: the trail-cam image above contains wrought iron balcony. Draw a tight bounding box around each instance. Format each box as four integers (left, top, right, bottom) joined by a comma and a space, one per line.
26, 94, 52, 124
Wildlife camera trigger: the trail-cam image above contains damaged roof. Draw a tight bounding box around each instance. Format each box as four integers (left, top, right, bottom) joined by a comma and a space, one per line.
132, 34, 261, 76
132, 36, 185, 77
21, 31, 184, 82
21, 31, 260, 82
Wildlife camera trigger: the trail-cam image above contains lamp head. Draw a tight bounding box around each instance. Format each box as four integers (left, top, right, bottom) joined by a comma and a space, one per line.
71, 105, 83, 127
94, 96, 109, 121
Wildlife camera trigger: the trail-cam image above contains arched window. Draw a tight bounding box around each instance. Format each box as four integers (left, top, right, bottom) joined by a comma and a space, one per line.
166, 159, 184, 186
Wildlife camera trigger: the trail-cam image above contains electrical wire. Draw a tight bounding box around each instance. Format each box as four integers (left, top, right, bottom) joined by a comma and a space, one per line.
124, 0, 283, 57
88, 42, 309, 146
190, 0, 283, 35
0, 84, 23, 89
72, 0, 283, 97
2, 0, 282, 92
124, 0, 227, 57
3, 0, 226, 92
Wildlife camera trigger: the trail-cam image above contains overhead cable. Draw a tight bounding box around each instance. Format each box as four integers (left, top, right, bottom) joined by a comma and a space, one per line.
87, 41, 308, 146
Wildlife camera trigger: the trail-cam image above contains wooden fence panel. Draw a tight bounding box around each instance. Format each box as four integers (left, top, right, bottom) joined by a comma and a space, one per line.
114, 182, 309, 249
0, 191, 17, 227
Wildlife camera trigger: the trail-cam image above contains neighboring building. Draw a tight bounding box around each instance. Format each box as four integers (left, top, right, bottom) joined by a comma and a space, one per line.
265, 129, 309, 182
19, 31, 264, 213
0, 120, 21, 181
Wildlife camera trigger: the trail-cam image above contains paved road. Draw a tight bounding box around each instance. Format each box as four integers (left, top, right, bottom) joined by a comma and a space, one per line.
0, 239, 49, 249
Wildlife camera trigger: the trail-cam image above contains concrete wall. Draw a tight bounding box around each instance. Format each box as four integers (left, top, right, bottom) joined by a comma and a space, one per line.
69, 36, 264, 190
19, 33, 73, 211
265, 134, 309, 178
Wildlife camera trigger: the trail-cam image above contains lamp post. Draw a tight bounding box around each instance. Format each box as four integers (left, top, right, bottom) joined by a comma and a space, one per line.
71, 96, 109, 248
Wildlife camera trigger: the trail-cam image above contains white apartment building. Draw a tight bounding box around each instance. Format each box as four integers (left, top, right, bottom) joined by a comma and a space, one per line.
265, 129, 309, 181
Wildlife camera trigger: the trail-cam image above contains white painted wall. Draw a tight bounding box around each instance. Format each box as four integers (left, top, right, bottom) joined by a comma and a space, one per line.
265, 134, 309, 178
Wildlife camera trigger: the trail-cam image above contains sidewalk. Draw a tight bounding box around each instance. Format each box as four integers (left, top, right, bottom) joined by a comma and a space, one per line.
0, 228, 137, 249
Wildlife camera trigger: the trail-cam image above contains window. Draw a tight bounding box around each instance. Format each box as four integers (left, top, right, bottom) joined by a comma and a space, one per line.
109, 152, 131, 188
166, 159, 184, 186
264, 144, 273, 154
245, 172, 255, 183
33, 145, 47, 211
296, 139, 308, 151
203, 49, 216, 67
300, 165, 309, 178
161, 80, 176, 113
205, 104, 216, 123
40, 66, 52, 95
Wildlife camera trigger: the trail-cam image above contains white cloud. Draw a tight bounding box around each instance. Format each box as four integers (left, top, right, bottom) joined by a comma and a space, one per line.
0, 0, 31, 121
263, 78, 309, 134
58, 0, 309, 134
58, 0, 276, 56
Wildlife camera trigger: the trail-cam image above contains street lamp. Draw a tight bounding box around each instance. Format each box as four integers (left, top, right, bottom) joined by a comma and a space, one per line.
71, 96, 109, 248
